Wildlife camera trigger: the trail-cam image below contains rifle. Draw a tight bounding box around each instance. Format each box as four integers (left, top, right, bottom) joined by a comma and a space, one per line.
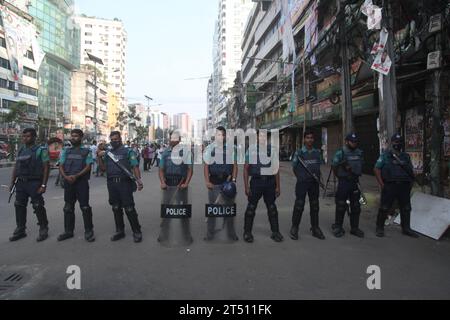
106, 151, 140, 191
337, 158, 367, 206
8, 178, 18, 204
391, 153, 416, 182
297, 156, 326, 190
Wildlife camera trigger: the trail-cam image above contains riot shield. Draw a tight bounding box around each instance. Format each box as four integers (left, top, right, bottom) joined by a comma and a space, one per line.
205, 185, 239, 243
158, 186, 193, 247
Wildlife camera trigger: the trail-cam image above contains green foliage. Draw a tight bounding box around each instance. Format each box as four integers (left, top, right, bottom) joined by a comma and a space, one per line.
135, 125, 149, 144
115, 105, 142, 131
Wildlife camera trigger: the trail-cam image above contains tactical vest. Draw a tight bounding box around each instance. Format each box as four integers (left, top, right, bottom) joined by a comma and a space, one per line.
106, 146, 132, 178
248, 146, 273, 177
63, 147, 90, 179
336, 148, 363, 178
15, 145, 43, 179
163, 149, 188, 177
209, 146, 233, 177
381, 152, 414, 182
294, 148, 321, 182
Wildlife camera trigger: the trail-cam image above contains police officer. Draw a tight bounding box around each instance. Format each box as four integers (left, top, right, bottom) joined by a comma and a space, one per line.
204, 126, 238, 241
290, 131, 325, 241
57, 129, 95, 242
9, 128, 50, 242
374, 134, 419, 238
331, 133, 365, 238
159, 131, 193, 244
99, 131, 144, 243
243, 131, 283, 243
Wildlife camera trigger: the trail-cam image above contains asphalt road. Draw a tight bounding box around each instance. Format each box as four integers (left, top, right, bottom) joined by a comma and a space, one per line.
0, 164, 449, 300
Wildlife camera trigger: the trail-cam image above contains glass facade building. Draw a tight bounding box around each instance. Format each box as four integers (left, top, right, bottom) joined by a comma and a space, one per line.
28, 0, 80, 122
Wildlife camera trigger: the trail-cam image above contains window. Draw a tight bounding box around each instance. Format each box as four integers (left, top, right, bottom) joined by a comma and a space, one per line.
24, 67, 38, 79
85, 24, 93, 28
85, 41, 93, 45
0, 37, 6, 48
0, 57, 10, 70
85, 32, 92, 36
25, 50, 34, 61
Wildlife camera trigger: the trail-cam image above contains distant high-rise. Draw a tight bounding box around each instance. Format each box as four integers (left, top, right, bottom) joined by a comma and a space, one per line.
210, 0, 253, 127
74, 15, 127, 112
172, 113, 192, 138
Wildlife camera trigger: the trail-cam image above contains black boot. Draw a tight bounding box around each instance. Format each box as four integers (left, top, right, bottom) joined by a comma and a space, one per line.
82, 207, 95, 242
10, 205, 27, 242
350, 213, 365, 238
58, 205, 75, 242
290, 200, 304, 241
125, 207, 142, 243
333, 201, 347, 238
243, 205, 256, 243
268, 205, 284, 243
35, 205, 49, 242
310, 200, 325, 240
376, 209, 388, 238
111, 207, 126, 241
401, 209, 419, 238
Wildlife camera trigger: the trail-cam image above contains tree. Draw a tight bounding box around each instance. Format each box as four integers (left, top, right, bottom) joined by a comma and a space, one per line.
0, 101, 27, 159
134, 125, 149, 144
115, 105, 142, 132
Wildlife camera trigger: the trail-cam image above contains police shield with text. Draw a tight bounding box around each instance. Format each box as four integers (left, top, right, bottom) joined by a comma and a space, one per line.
331, 133, 365, 238
290, 131, 325, 241
158, 131, 194, 246
374, 134, 419, 238
204, 127, 239, 242
243, 132, 283, 243
9, 128, 50, 242
99, 131, 144, 243
57, 129, 95, 242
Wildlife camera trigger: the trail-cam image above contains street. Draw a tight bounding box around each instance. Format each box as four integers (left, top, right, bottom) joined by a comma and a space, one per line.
0, 163, 449, 300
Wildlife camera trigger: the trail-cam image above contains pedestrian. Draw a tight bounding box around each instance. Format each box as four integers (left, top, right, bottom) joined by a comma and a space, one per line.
331, 133, 365, 238
156, 144, 163, 167
9, 128, 50, 242
290, 130, 325, 241
158, 131, 194, 245
243, 131, 283, 243
98, 131, 144, 243
96, 142, 106, 177
142, 144, 150, 172
90, 140, 98, 177
57, 129, 95, 242
204, 126, 239, 241
132, 143, 141, 166
149, 144, 156, 170
374, 134, 419, 238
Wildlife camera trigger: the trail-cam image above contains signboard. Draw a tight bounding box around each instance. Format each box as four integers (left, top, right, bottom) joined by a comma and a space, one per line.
161, 205, 192, 219
205, 204, 237, 218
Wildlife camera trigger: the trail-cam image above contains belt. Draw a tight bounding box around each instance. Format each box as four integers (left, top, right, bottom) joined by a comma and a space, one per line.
108, 177, 132, 183
17, 177, 41, 182
386, 181, 411, 184
252, 175, 275, 181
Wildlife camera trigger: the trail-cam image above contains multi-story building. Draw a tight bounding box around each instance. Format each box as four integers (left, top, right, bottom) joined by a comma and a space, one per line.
0, 0, 40, 140
74, 15, 127, 112
28, 0, 80, 135
172, 113, 192, 138
210, 0, 253, 127
196, 118, 208, 141
206, 76, 214, 129
71, 66, 109, 141
240, 0, 449, 197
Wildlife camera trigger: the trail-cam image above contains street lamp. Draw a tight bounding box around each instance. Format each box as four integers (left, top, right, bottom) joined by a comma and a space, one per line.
86, 51, 104, 141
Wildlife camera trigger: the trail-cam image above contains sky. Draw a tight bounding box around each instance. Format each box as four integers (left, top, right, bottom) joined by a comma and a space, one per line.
76, 0, 218, 121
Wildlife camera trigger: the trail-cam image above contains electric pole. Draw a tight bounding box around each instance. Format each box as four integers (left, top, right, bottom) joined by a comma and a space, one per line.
338, 0, 354, 142
378, 0, 398, 152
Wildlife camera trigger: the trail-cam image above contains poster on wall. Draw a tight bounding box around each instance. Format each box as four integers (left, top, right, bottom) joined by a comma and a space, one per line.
405, 108, 424, 174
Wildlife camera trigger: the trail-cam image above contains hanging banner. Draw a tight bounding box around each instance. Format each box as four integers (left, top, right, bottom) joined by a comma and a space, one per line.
304, 0, 318, 65
371, 51, 392, 75
0, 5, 44, 81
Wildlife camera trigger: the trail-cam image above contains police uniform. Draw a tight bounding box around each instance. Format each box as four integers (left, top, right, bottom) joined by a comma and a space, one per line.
104, 145, 142, 243
332, 135, 365, 238
205, 143, 238, 241
244, 145, 283, 243
290, 146, 325, 240
159, 146, 193, 245
58, 146, 95, 242
375, 135, 419, 238
10, 145, 50, 242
